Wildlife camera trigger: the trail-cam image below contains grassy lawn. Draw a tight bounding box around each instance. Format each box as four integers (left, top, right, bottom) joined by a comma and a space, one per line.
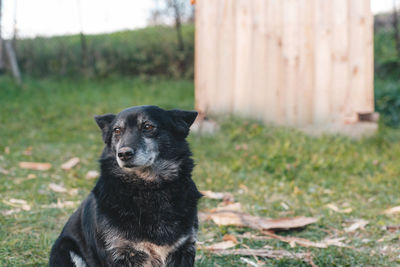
1, 76, 400, 266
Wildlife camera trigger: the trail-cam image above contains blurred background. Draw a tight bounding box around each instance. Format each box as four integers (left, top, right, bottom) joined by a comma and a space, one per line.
1, 0, 400, 266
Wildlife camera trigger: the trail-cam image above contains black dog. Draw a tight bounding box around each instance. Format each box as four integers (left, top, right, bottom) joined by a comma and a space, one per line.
49, 105, 202, 267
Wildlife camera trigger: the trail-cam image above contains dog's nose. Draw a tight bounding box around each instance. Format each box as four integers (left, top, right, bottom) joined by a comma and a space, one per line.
117, 147, 134, 161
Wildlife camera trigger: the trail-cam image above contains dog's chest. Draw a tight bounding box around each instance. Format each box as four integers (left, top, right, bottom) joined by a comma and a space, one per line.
103, 229, 190, 267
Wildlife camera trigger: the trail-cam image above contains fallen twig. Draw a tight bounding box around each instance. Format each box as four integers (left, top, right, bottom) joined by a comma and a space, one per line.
19, 162, 52, 171
61, 157, 80, 170
205, 247, 307, 260
199, 210, 317, 231
262, 231, 348, 249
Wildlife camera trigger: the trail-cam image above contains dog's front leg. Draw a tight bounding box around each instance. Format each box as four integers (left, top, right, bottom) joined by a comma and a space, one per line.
166, 240, 196, 267
49, 238, 86, 267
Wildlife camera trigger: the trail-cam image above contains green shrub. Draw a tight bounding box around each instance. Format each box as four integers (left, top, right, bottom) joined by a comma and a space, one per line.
374, 26, 400, 128
375, 78, 400, 127
13, 22, 400, 127
16, 25, 194, 79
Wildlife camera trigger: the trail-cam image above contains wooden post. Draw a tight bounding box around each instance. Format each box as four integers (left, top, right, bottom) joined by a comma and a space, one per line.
5, 40, 22, 85
215, 0, 235, 114
195, 0, 375, 135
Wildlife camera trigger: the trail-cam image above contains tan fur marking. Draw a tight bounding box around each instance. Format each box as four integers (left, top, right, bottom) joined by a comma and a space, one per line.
103, 228, 193, 267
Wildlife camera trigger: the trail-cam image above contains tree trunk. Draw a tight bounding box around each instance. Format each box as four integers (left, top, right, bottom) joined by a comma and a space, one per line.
80, 32, 88, 73
394, 0, 400, 58
172, 1, 184, 51
5, 40, 22, 84
0, 0, 5, 73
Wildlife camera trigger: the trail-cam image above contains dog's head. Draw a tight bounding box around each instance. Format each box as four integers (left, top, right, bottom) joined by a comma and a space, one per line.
95, 105, 197, 181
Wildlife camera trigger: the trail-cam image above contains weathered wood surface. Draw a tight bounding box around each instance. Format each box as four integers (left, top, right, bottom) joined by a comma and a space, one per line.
195, 0, 374, 128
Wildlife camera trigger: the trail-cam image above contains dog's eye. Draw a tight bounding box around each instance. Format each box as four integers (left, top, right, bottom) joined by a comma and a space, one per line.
143, 123, 154, 131
113, 128, 122, 135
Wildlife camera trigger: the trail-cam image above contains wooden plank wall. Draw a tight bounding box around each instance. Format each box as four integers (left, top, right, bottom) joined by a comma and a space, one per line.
195, 0, 374, 127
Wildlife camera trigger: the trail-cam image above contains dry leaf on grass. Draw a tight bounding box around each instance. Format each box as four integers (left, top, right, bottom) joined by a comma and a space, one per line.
201, 190, 234, 203
0, 167, 9, 175
2, 198, 31, 211
86, 170, 99, 179
384, 206, 400, 215
49, 183, 67, 193
19, 162, 52, 171
204, 241, 236, 250
205, 248, 307, 260
4, 147, 10, 154
49, 183, 78, 195
240, 257, 260, 267
223, 234, 238, 244
212, 202, 243, 212
385, 225, 400, 232
344, 219, 369, 232
61, 157, 80, 170
27, 174, 37, 179
326, 203, 352, 213
237, 232, 273, 241
1, 208, 21, 216
262, 231, 347, 248
23, 146, 33, 156
41, 200, 77, 209
199, 210, 317, 231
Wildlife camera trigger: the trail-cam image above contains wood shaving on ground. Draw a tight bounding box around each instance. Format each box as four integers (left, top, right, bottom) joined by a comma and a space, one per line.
199, 210, 317, 231
48, 183, 78, 195
0, 167, 9, 175
344, 219, 369, 232
41, 200, 77, 209
240, 257, 260, 267
200, 190, 235, 203
1, 208, 22, 216
27, 173, 37, 179
203, 241, 237, 250
19, 162, 52, 171
2, 198, 31, 211
49, 183, 68, 193
61, 157, 80, 170
384, 206, 400, 215
23, 146, 33, 156
86, 170, 100, 179
223, 234, 238, 244
326, 203, 352, 213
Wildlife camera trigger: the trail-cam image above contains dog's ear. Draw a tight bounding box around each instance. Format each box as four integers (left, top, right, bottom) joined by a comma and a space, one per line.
168, 109, 198, 138
94, 114, 116, 142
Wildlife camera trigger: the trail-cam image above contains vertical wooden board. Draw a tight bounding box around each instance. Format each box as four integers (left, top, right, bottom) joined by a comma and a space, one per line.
331, 0, 350, 123
348, 0, 374, 116
194, 0, 207, 113
313, 0, 333, 125
296, 0, 315, 126
214, 0, 235, 114
264, 0, 284, 124
233, 0, 253, 116
195, 0, 218, 114
250, 0, 268, 121
364, 0, 375, 113
281, 0, 300, 126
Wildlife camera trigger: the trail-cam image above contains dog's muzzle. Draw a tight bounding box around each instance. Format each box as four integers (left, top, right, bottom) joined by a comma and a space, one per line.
117, 147, 134, 162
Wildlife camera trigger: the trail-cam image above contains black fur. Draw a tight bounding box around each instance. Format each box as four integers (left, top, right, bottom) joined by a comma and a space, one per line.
49, 105, 202, 267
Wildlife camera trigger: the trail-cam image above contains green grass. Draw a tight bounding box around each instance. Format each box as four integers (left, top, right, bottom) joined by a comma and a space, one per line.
16, 24, 194, 79
1, 76, 400, 266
